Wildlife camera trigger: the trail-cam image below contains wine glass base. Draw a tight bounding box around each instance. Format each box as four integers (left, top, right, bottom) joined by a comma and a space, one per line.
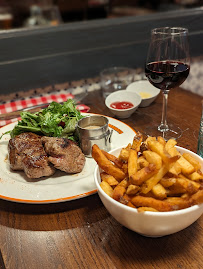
144, 124, 183, 141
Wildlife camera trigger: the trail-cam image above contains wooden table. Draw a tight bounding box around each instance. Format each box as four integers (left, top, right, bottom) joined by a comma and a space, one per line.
0, 87, 202, 269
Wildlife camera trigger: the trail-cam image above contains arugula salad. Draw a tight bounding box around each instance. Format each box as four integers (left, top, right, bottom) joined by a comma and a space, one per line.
3, 99, 84, 142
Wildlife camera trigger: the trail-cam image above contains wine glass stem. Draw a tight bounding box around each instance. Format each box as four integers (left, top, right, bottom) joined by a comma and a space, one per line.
158, 91, 169, 132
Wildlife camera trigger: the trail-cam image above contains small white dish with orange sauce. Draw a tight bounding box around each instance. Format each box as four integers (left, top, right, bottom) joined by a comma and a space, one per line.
126, 80, 160, 107
105, 90, 141, 119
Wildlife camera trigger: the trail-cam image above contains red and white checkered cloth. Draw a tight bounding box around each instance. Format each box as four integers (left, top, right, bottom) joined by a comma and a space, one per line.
0, 92, 90, 127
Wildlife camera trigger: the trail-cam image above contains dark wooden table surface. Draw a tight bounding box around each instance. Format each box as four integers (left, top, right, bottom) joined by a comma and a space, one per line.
0, 87, 202, 269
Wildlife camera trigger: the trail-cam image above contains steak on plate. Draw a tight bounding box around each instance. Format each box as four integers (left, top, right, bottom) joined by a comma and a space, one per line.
41, 136, 86, 173
8, 132, 56, 179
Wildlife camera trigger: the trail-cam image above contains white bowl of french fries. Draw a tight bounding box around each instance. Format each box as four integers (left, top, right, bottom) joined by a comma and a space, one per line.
93, 133, 203, 237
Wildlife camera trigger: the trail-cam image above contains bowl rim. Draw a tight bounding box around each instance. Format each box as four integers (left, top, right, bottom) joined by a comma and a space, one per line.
94, 145, 203, 216
105, 90, 141, 111
126, 80, 161, 100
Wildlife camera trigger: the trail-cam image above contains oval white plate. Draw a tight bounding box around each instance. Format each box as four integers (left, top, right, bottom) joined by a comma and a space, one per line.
0, 113, 136, 204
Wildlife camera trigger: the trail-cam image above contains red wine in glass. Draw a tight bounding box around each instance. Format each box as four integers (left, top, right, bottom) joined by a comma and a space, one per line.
145, 27, 190, 140
145, 61, 190, 90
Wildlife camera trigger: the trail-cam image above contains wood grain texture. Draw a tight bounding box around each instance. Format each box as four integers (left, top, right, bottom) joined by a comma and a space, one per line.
0, 87, 202, 269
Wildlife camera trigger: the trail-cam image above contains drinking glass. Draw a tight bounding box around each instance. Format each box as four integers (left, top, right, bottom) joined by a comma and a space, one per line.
145, 27, 190, 140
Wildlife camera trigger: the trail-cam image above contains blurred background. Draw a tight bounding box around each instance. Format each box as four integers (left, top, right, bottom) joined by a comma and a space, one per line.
0, 0, 202, 30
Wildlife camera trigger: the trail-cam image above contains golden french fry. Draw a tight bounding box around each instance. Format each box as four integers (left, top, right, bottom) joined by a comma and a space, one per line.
165, 197, 192, 210
118, 148, 130, 163
177, 156, 195, 175
100, 172, 119, 186
126, 184, 140, 195
151, 183, 167, 200
160, 177, 176, 188
112, 185, 126, 201
118, 178, 129, 188
190, 189, 203, 205
127, 201, 136, 208
128, 149, 138, 178
137, 156, 149, 170
131, 132, 143, 151
137, 207, 158, 212
143, 150, 162, 169
145, 136, 156, 146
167, 147, 181, 157
188, 171, 203, 181
165, 138, 177, 152
92, 144, 125, 181
131, 196, 173, 212
178, 174, 200, 194
157, 136, 166, 146
147, 140, 178, 165
130, 164, 157, 186
141, 165, 168, 194
168, 161, 182, 176
182, 153, 201, 171
100, 181, 114, 197
101, 150, 123, 169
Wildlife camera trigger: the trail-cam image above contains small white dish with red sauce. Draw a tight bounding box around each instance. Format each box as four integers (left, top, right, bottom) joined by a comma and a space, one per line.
126, 80, 160, 107
105, 90, 141, 119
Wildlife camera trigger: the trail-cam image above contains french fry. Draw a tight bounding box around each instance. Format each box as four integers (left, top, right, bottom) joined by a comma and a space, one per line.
137, 207, 158, 212
118, 178, 129, 188
147, 140, 178, 165
160, 177, 176, 188
127, 201, 136, 208
112, 185, 126, 201
100, 181, 114, 197
178, 174, 200, 194
177, 156, 195, 175
167, 147, 181, 157
128, 149, 138, 178
92, 144, 125, 181
168, 161, 182, 176
137, 156, 149, 169
101, 150, 123, 169
145, 136, 156, 146
188, 171, 203, 181
182, 153, 201, 171
100, 172, 119, 186
165, 197, 192, 210
126, 184, 140, 195
130, 164, 157, 186
131, 196, 173, 212
141, 165, 168, 194
151, 183, 167, 200
119, 148, 130, 163
131, 132, 143, 151
143, 150, 162, 169
157, 136, 166, 146
190, 189, 203, 205
165, 138, 177, 152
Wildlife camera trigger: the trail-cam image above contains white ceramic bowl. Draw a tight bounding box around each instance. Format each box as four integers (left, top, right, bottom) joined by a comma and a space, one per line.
94, 146, 203, 237
105, 90, 141, 119
126, 80, 160, 107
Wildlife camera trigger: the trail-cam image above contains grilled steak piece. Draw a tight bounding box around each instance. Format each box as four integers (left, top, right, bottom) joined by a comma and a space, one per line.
8, 132, 55, 179
41, 137, 86, 173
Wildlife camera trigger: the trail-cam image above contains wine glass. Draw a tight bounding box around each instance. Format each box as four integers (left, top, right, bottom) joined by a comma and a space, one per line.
145, 27, 190, 140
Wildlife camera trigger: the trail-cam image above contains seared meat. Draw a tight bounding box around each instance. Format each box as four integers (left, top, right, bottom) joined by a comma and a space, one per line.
41, 137, 85, 173
8, 133, 55, 179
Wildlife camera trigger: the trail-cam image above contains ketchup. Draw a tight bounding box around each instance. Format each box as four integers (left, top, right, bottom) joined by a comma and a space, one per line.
110, 101, 134, 110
